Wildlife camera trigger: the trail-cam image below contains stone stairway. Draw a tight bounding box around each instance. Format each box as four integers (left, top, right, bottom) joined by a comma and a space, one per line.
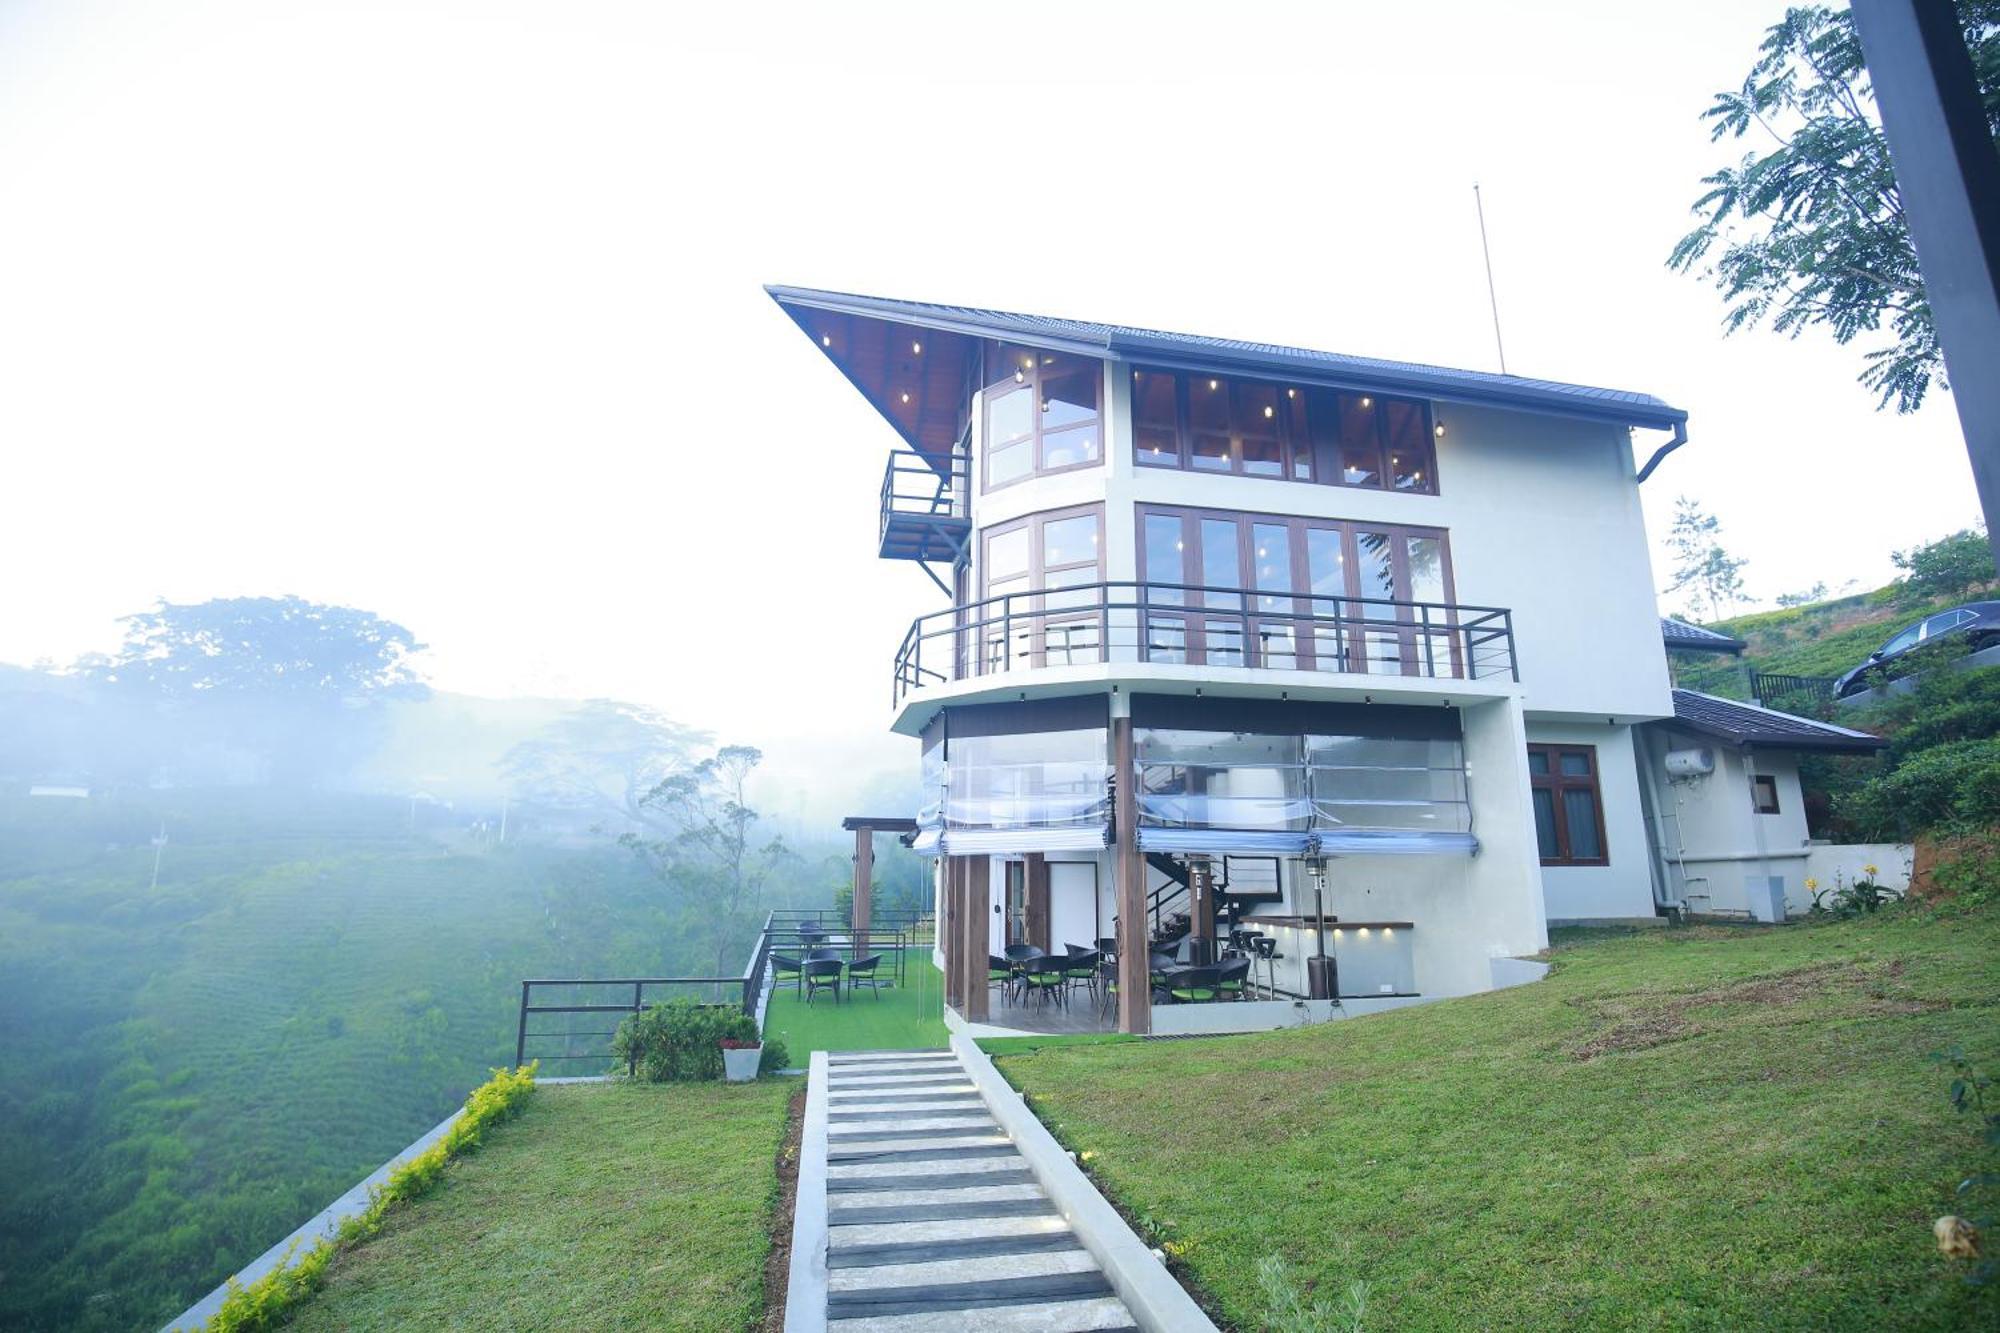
812, 1049, 1141, 1331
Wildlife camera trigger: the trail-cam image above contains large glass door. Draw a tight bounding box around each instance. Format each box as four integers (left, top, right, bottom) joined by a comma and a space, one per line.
1004, 860, 1029, 946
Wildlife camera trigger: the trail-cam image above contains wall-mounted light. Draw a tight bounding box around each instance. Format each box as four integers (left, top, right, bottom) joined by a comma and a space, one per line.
1263, 405, 1275, 418
1208, 379, 1219, 391
820, 334, 832, 347
1286, 388, 1296, 399
1434, 422, 1446, 437
1015, 369, 1026, 384
900, 391, 911, 404
912, 340, 922, 355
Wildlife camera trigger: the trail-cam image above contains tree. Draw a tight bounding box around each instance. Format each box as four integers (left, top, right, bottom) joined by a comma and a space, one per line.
1776, 581, 1830, 608
501, 700, 706, 831
1664, 497, 1750, 622
1894, 525, 1997, 601
90, 595, 426, 699
1668, 3, 2000, 413
621, 746, 797, 974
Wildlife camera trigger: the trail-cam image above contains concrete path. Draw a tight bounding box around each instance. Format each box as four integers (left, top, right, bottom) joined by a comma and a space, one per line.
804, 1049, 1141, 1331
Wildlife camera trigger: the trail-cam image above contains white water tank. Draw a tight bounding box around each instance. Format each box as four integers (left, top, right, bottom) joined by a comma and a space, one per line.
1664, 747, 1715, 779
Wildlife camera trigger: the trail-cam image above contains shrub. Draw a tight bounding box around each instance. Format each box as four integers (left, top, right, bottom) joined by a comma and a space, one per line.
204, 1062, 537, 1331
1839, 739, 2000, 841
1929, 832, 2000, 908
1894, 527, 1995, 603
611, 999, 776, 1082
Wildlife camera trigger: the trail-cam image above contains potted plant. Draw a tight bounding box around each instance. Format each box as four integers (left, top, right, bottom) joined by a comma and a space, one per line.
720, 1036, 763, 1082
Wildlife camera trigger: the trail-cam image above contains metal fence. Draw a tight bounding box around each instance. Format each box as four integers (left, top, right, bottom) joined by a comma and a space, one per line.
514, 907, 933, 1071
1752, 671, 1839, 711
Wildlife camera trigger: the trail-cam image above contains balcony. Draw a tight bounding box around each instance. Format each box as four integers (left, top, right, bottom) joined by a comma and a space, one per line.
892, 580, 1517, 704
878, 448, 969, 567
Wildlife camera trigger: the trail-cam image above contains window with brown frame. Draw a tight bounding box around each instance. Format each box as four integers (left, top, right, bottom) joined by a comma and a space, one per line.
1131, 368, 1438, 493
1751, 774, 1780, 814
1136, 503, 1457, 675
1528, 745, 1607, 866
982, 343, 1102, 491
978, 505, 1105, 671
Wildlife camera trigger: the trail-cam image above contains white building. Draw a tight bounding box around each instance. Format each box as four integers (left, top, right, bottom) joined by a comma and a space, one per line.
770, 285, 1698, 1035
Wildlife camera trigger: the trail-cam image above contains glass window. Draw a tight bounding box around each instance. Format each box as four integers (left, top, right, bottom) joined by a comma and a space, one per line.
1235, 382, 1283, 477
1382, 400, 1435, 492
1134, 370, 1179, 468
987, 528, 1029, 583
1042, 515, 1098, 568
988, 439, 1033, 487
1751, 774, 1780, 814
1281, 388, 1311, 480
984, 350, 1101, 488
1144, 513, 1186, 605
1041, 425, 1099, 470
1200, 519, 1240, 608
1188, 375, 1231, 471
1528, 743, 1606, 865
1040, 362, 1097, 431
1336, 394, 1384, 486
1252, 522, 1291, 613
988, 386, 1033, 447
1880, 623, 1922, 655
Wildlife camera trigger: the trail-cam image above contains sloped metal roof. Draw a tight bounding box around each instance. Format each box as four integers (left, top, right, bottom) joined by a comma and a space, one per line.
765, 284, 1688, 431
1667, 689, 1885, 753
1660, 616, 1748, 654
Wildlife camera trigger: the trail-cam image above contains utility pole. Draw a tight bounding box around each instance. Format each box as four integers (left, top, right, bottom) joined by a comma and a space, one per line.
1850, 0, 2000, 573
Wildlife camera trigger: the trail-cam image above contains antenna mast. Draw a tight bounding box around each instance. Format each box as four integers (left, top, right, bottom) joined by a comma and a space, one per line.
1473, 182, 1509, 375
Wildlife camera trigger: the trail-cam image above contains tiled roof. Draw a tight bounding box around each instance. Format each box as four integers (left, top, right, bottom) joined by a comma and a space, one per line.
1667, 690, 1886, 753
765, 285, 1688, 430
1660, 616, 1747, 654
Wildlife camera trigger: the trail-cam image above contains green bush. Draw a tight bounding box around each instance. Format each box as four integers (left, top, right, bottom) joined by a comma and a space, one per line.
1931, 832, 2000, 908
1856, 665, 2000, 762
611, 1000, 783, 1082
1838, 739, 2000, 840
1893, 526, 1995, 602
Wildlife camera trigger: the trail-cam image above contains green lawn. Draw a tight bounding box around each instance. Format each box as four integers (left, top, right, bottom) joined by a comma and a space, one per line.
285, 1079, 794, 1332
763, 952, 949, 1055
996, 908, 2000, 1331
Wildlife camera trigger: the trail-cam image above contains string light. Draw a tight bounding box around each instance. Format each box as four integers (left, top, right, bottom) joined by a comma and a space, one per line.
1263, 405, 1275, 418
1208, 379, 1219, 390
1360, 396, 1372, 407
912, 340, 922, 355
900, 391, 911, 404
1286, 388, 1296, 399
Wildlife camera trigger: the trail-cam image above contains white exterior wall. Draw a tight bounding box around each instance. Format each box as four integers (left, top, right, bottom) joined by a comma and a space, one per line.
1641, 727, 1814, 920
941, 356, 1669, 1000
1527, 721, 1657, 924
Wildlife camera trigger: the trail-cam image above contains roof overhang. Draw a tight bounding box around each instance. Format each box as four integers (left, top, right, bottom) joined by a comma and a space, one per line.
767, 283, 1689, 437
1655, 690, 1888, 754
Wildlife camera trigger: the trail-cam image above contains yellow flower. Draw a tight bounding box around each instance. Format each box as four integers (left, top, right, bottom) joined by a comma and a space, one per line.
1864, 863, 1879, 877
1805, 877, 1818, 891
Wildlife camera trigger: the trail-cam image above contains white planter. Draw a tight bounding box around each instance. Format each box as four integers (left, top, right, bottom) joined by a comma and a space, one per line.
722, 1045, 762, 1083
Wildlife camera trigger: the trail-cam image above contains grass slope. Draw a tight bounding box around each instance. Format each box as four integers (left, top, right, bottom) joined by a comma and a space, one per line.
763, 956, 949, 1055
997, 910, 2000, 1331
285, 1080, 795, 1332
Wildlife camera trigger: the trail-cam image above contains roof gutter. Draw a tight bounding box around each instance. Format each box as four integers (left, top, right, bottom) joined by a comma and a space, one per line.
1635, 420, 1687, 484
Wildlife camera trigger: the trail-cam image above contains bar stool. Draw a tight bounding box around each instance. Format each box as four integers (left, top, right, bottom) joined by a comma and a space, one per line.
1251, 934, 1280, 998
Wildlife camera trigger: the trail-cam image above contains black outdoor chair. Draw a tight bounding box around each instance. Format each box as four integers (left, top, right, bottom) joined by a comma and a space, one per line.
1095, 936, 1119, 955
1217, 956, 1252, 1000
847, 954, 885, 1000
1169, 964, 1222, 1004
1021, 954, 1068, 1009
989, 954, 1017, 1005
804, 958, 843, 1005
1061, 949, 1100, 1001
1064, 942, 1093, 956
1004, 943, 1045, 994
804, 946, 840, 964
772, 953, 804, 995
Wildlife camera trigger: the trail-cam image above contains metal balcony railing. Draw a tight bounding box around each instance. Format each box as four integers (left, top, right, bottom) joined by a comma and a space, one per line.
878, 449, 970, 564
892, 579, 1517, 705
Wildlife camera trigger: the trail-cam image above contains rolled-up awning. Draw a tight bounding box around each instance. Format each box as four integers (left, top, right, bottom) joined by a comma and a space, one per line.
942, 825, 1110, 856
910, 825, 944, 857
1316, 830, 1479, 856
1136, 827, 1315, 856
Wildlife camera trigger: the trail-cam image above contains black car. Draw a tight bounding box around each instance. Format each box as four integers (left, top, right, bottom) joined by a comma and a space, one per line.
1833, 600, 2000, 698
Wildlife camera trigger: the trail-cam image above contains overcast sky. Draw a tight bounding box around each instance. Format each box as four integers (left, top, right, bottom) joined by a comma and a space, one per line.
0, 0, 1979, 805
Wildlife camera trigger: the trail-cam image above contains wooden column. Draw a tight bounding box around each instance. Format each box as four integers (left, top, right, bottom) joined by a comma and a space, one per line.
965, 856, 992, 1022
1113, 715, 1152, 1035
852, 825, 873, 958
1026, 852, 1050, 952
942, 856, 964, 1012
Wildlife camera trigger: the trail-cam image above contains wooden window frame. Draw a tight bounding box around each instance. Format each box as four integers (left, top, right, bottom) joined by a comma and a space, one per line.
1529, 744, 1609, 867
1135, 503, 1457, 676
981, 345, 1105, 493
1129, 367, 1439, 494
978, 503, 1106, 673
1751, 774, 1781, 815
